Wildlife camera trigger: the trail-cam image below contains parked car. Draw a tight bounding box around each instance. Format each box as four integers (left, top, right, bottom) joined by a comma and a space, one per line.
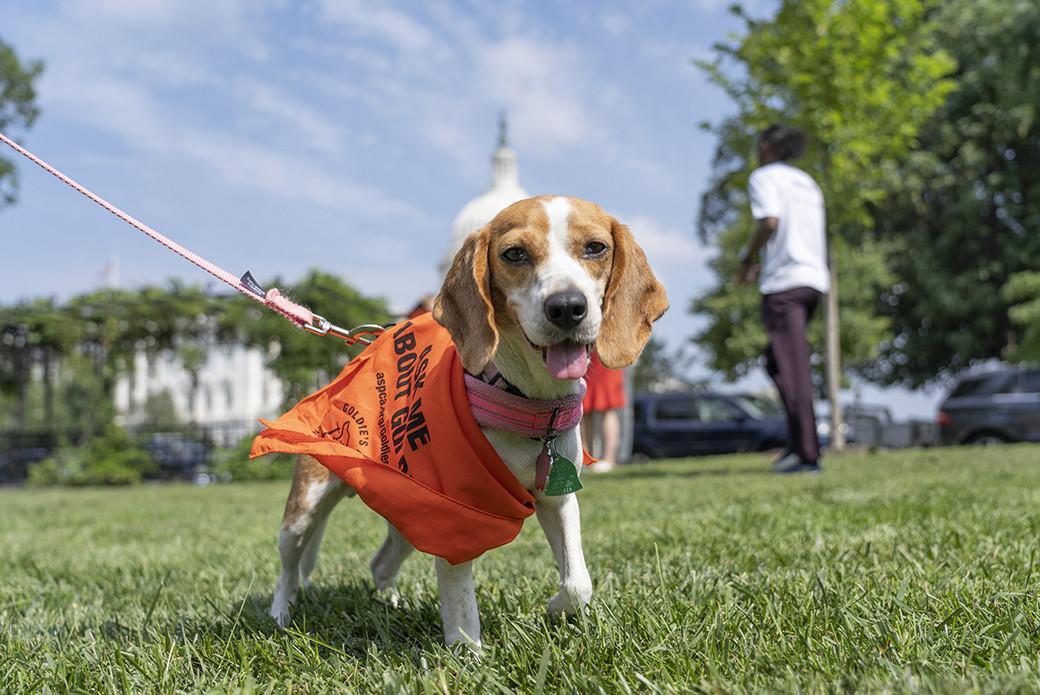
632, 392, 788, 460
938, 368, 1040, 445
141, 433, 213, 480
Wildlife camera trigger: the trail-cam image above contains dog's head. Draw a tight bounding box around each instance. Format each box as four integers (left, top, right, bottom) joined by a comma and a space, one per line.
434, 196, 668, 381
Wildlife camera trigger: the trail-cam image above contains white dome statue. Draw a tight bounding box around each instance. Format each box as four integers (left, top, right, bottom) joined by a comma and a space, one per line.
439, 116, 530, 278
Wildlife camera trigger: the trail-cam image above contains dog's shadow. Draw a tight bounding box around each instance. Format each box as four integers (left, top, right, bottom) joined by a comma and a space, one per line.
151, 579, 447, 660
244, 580, 447, 655
186, 578, 565, 658
607, 462, 768, 480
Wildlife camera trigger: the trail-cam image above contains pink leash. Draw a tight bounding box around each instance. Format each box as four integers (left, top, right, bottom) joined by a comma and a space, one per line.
0, 131, 315, 329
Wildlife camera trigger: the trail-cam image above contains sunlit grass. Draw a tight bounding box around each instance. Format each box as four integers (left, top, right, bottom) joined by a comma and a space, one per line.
4, 445, 1040, 693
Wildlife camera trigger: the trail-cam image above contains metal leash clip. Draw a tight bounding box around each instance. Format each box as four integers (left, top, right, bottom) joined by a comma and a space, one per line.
304, 315, 387, 346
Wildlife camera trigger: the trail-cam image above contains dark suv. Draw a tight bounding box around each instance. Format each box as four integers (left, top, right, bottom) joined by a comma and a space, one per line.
632, 392, 788, 460
938, 368, 1040, 445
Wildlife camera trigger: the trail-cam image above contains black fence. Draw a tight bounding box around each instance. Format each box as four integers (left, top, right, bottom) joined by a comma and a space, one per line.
0, 420, 262, 484
0, 432, 63, 484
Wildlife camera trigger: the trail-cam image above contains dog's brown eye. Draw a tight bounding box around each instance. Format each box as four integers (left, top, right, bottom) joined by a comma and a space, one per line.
502, 247, 528, 264
584, 241, 608, 257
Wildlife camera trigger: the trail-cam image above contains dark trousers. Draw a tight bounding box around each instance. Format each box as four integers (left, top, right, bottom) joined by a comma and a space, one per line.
761, 287, 823, 463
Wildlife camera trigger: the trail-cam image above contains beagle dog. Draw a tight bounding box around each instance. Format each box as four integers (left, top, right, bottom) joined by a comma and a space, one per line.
269, 195, 668, 649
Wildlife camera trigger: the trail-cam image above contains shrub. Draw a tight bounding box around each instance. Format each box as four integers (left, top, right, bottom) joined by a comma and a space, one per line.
28, 426, 156, 486
208, 435, 295, 482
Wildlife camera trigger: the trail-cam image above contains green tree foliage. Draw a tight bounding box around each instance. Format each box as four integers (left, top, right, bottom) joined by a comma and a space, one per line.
861, 0, 1040, 386
61, 281, 219, 435
1, 298, 76, 432
692, 0, 955, 383
0, 37, 44, 208
1004, 271, 1040, 362
631, 336, 705, 394
0, 271, 390, 436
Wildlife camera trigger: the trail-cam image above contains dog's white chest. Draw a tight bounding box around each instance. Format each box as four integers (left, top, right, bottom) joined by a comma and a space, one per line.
480, 427, 581, 492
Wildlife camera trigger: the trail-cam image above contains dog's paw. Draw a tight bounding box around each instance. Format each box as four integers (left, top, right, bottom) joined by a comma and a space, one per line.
547, 591, 576, 615
445, 631, 482, 656
269, 602, 293, 628
547, 582, 592, 616
376, 585, 402, 608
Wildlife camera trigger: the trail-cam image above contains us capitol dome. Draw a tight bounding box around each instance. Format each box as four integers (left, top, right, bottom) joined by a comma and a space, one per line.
439, 117, 530, 278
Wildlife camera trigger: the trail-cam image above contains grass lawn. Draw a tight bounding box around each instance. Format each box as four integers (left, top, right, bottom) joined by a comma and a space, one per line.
4, 446, 1040, 694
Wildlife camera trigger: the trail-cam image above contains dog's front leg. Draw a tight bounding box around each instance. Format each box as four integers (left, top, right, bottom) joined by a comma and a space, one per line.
535, 491, 593, 615
434, 557, 481, 650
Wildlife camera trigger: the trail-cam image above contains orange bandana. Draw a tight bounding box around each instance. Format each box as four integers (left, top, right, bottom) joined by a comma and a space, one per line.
252, 313, 549, 565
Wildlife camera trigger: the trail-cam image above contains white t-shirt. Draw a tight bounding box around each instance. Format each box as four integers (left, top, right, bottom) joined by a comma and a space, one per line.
747, 162, 830, 295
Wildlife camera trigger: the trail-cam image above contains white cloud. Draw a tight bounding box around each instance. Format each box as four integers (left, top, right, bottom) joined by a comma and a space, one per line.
232, 78, 345, 154
63, 0, 181, 26
315, 0, 437, 53
624, 214, 714, 292
600, 11, 632, 36
475, 36, 597, 153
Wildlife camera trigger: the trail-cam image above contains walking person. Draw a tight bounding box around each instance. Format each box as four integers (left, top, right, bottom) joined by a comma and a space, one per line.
734, 125, 829, 474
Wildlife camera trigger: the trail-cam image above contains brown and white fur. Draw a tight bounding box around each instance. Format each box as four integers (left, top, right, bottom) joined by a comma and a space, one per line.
269, 195, 668, 649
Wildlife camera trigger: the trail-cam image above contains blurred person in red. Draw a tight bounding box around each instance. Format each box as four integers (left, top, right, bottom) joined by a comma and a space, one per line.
581, 351, 626, 472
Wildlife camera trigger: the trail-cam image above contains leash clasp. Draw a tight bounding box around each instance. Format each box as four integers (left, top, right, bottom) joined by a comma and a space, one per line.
304, 315, 387, 346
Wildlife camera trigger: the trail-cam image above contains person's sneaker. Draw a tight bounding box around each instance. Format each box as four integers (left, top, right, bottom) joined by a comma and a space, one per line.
770, 452, 802, 472
784, 462, 822, 474
770, 453, 822, 474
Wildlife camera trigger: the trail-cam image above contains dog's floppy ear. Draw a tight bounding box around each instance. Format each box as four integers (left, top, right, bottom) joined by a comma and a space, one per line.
596, 219, 669, 369
433, 229, 499, 374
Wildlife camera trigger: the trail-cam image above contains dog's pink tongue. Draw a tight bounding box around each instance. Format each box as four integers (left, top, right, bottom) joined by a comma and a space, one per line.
546, 341, 588, 380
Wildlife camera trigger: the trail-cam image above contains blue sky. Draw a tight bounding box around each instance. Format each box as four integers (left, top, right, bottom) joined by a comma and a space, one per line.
1, 0, 943, 418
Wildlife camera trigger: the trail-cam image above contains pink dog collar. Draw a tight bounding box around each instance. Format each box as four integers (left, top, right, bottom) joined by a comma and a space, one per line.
465, 375, 586, 438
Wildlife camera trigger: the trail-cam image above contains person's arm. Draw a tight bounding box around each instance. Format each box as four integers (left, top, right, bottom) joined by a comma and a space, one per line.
733, 216, 778, 285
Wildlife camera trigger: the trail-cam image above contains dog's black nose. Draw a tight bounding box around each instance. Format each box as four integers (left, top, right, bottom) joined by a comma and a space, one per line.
544, 290, 588, 329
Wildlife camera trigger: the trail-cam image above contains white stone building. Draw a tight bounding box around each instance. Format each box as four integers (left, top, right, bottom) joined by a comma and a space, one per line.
114, 344, 284, 445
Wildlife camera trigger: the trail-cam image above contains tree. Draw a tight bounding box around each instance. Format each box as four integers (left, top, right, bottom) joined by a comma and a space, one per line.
0, 299, 73, 433
859, 0, 1040, 386
0, 271, 390, 465
631, 336, 705, 394
693, 0, 955, 447
0, 37, 44, 209
1003, 271, 1040, 363
62, 282, 218, 435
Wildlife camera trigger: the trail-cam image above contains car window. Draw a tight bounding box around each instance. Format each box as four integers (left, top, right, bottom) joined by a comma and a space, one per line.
996, 372, 1027, 394
698, 398, 744, 423
950, 372, 1015, 397
733, 395, 781, 418
1020, 371, 1040, 394
633, 401, 647, 423
654, 399, 698, 422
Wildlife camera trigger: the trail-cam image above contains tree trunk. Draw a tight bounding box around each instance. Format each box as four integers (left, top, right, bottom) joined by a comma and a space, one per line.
825, 243, 845, 452
43, 346, 54, 426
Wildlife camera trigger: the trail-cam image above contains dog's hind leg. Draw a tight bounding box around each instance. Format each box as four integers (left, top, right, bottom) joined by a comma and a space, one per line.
298, 513, 331, 585
370, 521, 416, 592
270, 455, 354, 627
435, 557, 482, 650
535, 491, 593, 616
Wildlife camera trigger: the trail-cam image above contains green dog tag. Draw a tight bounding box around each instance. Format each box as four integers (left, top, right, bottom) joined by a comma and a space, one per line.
543, 456, 583, 496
